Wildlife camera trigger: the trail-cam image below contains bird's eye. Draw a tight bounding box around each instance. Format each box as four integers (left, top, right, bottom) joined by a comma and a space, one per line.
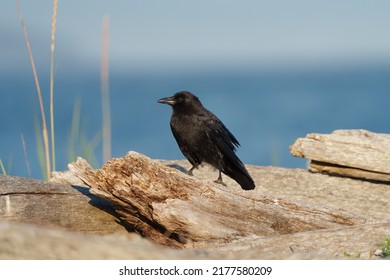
177, 97, 183, 103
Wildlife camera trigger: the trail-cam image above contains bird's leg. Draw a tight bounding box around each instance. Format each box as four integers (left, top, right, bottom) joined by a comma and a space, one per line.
187, 165, 197, 176
214, 170, 227, 186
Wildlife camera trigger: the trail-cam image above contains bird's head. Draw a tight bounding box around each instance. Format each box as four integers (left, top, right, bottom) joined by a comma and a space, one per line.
158, 91, 202, 113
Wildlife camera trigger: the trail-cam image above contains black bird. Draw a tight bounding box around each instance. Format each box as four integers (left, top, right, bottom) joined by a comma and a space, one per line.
158, 91, 255, 190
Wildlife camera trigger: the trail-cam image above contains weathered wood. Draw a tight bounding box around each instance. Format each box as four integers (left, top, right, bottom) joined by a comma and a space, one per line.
309, 160, 390, 182
67, 151, 364, 248
215, 222, 390, 260
1, 152, 390, 259
1, 220, 389, 259
290, 129, 390, 181
0, 175, 128, 235
247, 164, 390, 224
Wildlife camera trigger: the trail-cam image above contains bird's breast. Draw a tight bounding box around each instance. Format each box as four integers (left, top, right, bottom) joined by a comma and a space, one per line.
170, 113, 205, 144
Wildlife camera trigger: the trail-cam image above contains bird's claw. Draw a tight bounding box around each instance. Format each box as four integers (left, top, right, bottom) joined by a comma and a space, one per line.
214, 178, 227, 186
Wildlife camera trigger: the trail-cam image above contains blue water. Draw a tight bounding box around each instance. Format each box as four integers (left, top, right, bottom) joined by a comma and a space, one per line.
1, 64, 390, 178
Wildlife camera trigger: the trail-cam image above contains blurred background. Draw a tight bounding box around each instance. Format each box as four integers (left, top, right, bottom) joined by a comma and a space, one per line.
1, 0, 390, 179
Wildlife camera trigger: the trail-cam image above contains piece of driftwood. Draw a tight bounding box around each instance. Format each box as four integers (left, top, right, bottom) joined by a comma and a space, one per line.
0, 175, 128, 235
290, 129, 390, 181
1, 220, 389, 260
67, 151, 364, 248
2, 155, 390, 259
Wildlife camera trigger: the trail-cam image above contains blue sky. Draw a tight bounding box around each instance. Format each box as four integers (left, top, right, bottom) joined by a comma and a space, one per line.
2, 0, 390, 75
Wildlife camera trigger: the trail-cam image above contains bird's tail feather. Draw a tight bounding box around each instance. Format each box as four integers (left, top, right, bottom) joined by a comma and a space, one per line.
223, 164, 255, 190
233, 171, 256, 190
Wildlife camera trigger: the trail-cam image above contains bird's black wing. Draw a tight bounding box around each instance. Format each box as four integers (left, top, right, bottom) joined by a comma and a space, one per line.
199, 111, 243, 166
199, 110, 255, 190
170, 122, 202, 166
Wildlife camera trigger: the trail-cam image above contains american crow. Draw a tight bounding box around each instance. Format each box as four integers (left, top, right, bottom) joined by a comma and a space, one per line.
158, 91, 255, 190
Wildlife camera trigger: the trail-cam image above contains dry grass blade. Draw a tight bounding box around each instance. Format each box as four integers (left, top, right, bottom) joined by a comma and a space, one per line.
16, 0, 51, 179
50, 0, 58, 171
101, 15, 111, 163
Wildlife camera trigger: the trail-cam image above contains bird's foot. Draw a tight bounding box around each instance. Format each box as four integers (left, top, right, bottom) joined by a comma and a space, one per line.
214, 177, 227, 186
187, 165, 198, 176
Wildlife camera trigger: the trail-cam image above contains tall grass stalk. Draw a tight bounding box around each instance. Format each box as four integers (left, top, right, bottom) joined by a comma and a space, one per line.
0, 159, 6, 175
68, 99, 101, 167
101, 15, 111, 163
34, 117, 47, 180
68, 99, 82, 163
20, 133, 32, 176
16, 0, 51, 179
50, 0, 58, 171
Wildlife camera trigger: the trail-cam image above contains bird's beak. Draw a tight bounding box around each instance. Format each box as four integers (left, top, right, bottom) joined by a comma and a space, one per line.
158, 96, 175, 105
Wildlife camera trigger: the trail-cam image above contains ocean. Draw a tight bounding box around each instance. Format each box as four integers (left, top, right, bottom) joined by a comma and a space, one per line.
1, 64, 390, 179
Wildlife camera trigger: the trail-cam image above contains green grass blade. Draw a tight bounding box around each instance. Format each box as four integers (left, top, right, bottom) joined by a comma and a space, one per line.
0, 159, 6, 175
20, 133, 32, 176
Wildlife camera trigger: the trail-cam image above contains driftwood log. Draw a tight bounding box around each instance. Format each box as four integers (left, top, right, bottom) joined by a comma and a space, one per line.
1, 158, 390, 258
1, 220, 389, 260
0, 175, 128, 235
1, 219, 389, 260
67, 151, 363, 248
1, 129, 390, 259
290, 129, 390, 182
